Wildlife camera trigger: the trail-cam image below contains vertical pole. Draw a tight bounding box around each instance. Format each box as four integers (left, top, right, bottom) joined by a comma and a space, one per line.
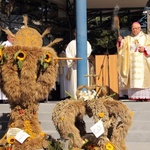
76, 0, 88, 87
147, 10, 150, 34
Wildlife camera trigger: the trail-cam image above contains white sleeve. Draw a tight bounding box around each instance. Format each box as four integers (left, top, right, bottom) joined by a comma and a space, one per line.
1, 41, 6, 46
65, 40, 76, 67
87, 41, 92, 57
144, 46, 150, 55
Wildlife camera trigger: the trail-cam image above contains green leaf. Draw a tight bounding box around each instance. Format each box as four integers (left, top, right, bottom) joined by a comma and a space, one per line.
109, 93, 116, 97
18, 60, 23, 69
68, 133, 74, 150
3, 53, 8, 60
41, 54, 46, 65
0, 45, 4, 50
43, 62, 49, 70
65, 91, 75, 99
0, 59, 3, 65
14, 50, 21, 60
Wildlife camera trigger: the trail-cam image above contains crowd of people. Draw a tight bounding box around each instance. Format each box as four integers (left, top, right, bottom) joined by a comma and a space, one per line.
1, 22, 150, 102
60, 23, 150, 101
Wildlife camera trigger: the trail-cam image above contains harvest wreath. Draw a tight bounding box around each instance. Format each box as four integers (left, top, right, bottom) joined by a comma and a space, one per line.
52, 85, 133, 150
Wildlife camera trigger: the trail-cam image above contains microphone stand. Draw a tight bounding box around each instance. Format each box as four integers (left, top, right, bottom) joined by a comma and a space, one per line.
105, 40, 110, 95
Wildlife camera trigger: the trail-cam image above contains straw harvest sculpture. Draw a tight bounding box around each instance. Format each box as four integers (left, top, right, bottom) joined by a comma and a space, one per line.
0, 15, 61, 150
52, 85, 133, 150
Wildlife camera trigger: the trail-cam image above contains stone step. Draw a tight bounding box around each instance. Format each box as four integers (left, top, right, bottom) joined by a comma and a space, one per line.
0, 104, 11, 112
130, 120, 150, 130
39, 118, 150, 134
38, 112, 52, 121
132, 111, 150, 120
38, 102, 57, 113
40, 121, 56, 131
1, 101, 150, 112
44, 130, 60, 139
126, 130, 150, 142
1, 101, 150, 145
124, 101, 150, 111
126, 142, 150, 150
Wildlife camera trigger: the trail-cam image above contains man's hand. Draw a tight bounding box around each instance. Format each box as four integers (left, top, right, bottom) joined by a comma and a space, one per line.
138, 46, 145, 53
118, 36, 122, 42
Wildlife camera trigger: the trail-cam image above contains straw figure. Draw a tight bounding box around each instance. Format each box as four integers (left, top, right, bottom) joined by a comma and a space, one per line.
0, 15, 61, 150
52, 85, 133, 150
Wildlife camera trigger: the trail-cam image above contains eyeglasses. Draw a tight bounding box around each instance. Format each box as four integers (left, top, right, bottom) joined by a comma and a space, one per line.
131, 27, 140, 30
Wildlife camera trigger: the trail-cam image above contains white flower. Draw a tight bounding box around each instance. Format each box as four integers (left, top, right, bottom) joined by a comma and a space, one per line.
78, 90, 97, 101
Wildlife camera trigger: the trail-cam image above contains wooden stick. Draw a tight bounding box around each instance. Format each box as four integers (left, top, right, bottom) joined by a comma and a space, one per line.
84, 74, 99, 77
117, 28, 120, 37
54, 57, 82, 60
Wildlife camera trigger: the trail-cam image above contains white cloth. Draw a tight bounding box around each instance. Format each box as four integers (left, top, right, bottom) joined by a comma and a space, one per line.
128, 88, 150, 99
1, 40, 12, 47
0, 89, 8, 100
58, 51, 69, 99
65, 39, 92, 99
0, 40, 12, 101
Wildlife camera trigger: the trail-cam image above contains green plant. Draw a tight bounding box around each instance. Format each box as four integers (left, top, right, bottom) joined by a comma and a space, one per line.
68, 133, 74, 150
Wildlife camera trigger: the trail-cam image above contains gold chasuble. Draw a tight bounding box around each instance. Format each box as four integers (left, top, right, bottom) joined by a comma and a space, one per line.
118, 31, 150, 88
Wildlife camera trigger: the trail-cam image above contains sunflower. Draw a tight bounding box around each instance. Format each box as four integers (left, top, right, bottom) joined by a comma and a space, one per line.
0, 48, 3, 61
41, 52, 53, 70
0, 45, 7, 64
14, 50, 27, 69
105, 142, 114, 150
7, 136, 15, 144
98, 112, 104, 118
17, 51, 26, 61
39, 132, 45, 136
44, 52, 52, 63
14, 50, 26, 61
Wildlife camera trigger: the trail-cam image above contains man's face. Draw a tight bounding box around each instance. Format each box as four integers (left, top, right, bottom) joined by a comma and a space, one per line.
131, 23, 141, 36
7, 35, 14, 44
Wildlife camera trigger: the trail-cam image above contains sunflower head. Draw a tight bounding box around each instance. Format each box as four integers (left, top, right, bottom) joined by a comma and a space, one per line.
44, 52, 52, 63
41, 52, 54, 70
105, 142, 114, 150
0, 45, 7, 64
15, 50, 27, 61
99, 112, 104, 118
0, 48, 3, 61
14, 50, 27, 69
39, 132, 45, 136
7, 136, 15, 144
